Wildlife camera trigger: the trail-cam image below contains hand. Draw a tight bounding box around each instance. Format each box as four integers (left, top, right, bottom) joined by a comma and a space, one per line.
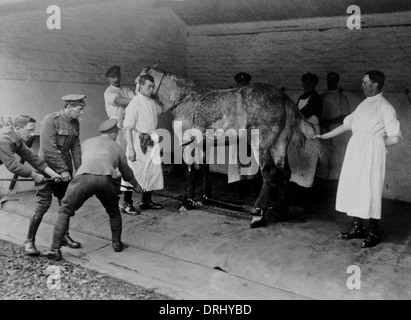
128, 149, 136, 162
61, 171, 71, 182
51, 173, 63, 182
312, 135, 323, 140
32, 172, 46, 184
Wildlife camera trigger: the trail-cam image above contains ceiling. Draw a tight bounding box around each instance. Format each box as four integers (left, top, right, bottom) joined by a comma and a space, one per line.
1, 0, 410, 25
154, 0, 411, 25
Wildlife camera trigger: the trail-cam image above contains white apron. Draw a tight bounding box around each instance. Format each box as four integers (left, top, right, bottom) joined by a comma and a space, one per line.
288, 97, 320, 187
123, 93, 164, 191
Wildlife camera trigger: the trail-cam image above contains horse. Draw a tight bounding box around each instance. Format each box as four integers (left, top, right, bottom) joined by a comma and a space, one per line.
139, 66, 321, 228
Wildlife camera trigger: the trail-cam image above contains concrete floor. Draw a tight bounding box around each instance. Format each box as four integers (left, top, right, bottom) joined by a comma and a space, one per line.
1, 167, 410, 300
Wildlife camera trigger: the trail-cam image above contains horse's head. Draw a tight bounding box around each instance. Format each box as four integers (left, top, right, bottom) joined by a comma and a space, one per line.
137, 66, 177, 109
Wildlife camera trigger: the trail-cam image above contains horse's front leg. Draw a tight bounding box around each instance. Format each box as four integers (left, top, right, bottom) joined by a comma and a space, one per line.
183, 163, 196, 209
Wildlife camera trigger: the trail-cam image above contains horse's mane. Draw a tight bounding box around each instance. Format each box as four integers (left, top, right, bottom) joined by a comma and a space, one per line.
145, 66, 203, 90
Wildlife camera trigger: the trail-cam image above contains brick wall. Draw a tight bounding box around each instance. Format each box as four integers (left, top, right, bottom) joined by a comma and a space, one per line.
186, 11, 411, 202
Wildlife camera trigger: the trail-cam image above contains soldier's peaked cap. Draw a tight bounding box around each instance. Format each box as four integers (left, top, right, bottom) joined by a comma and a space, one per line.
62, 94, 86, 106
105, 65, 121, 78
234, 72, 252, 83
98, 118, 118, 133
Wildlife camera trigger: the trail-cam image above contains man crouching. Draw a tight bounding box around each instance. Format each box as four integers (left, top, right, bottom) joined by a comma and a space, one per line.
44, 118, 139, 260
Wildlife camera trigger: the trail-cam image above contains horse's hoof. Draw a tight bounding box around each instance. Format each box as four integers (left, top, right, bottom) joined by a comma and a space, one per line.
250, 216, 266, 229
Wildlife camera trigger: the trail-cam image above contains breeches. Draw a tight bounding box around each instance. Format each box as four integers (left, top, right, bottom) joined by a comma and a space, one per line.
35, 180, 70, 215
59, 174, 121, 218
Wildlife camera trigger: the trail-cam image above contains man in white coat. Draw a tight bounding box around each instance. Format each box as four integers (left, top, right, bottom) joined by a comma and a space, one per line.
314, 70, 401, 248
124, 74, 184, 210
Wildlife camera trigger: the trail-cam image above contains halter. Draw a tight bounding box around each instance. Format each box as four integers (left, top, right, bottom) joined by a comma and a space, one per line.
154, 72, 165, 97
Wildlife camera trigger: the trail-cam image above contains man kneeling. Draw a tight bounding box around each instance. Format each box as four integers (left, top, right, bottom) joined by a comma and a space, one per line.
44, 118, 139, 261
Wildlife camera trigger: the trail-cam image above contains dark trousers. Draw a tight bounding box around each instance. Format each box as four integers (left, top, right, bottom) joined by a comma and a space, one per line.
26, 180, 70, 242
50, 174, 122, 249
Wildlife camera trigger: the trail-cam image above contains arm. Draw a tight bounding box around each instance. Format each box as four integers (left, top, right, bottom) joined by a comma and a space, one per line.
313, 124, 347, 140
70, 122, 82, 171
114, 96, 133, 107
125, 127, 136, 162
385, 136, 400, 147
0, 139, 46, 178
118, 151, 139, 189
40, 116, 69, 173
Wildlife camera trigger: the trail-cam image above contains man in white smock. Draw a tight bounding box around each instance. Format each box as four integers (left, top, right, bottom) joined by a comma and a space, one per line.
124, 74, 184, 210
104, 65, 138, 215
314, 70, 401, 248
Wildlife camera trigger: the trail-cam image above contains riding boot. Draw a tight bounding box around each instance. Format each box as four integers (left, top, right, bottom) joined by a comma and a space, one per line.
361, 219, 381, 248
24, 212, 44, 256
44, 213, 70, 261
140, 191, 163, 210
110, 215, 127, 252
339, 217, 366, 240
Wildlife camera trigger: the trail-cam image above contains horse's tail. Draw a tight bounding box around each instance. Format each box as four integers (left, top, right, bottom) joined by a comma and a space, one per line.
285, 96, 325, 157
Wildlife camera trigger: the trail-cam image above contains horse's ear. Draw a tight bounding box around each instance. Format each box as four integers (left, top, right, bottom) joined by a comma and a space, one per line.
153, 61, 160, 68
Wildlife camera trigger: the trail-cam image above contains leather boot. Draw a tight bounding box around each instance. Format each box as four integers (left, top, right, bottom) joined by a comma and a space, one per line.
140, 191, 163, 210
62, 232, 81, 249
361, 219, 381, 248
110, 215, 127, 252
24, 212, 43, 256
339, 217, 366, 240
44, 249, 62, 261
23, 240, 39, 256
249, 208, 266, 229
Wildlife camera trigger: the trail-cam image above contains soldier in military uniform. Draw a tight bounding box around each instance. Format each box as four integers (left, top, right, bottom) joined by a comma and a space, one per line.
23, 94, 85, 255
44, 119, 139, 261
0, 115, 61, 185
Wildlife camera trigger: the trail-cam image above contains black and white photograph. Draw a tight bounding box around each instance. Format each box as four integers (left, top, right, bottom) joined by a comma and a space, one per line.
0, 0, 410, 307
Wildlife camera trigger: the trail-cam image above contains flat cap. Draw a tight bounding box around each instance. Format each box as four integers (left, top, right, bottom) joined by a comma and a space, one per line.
234, 72, 252, 83
62, 94, 86, 106
98, 118, 118, 133
105, 65, 121, 78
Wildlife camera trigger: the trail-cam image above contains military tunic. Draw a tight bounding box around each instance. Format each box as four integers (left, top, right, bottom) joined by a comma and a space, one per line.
35, 109, 82, 213
0, 126, 47, 177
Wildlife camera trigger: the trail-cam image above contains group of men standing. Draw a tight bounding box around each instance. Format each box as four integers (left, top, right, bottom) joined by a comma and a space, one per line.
0, 66, 183, 261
